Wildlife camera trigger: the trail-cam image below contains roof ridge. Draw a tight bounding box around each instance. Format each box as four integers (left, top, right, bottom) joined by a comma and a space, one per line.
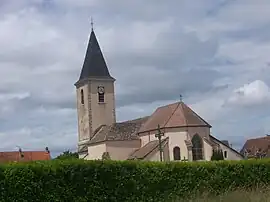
210, 135, 244, 158
158, 101, 179, 109
182, 102, 211, 127
117, 116, 149, 124
247, 136, 270, 141
179, 102, 188, 126
0, 151, 49, 154
163, 102, 180, 128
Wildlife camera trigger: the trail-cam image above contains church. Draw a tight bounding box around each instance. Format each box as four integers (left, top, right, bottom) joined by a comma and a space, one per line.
75, 25, 243, 162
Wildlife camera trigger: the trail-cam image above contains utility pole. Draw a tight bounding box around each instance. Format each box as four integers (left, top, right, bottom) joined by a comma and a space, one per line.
155, 124, 164, 162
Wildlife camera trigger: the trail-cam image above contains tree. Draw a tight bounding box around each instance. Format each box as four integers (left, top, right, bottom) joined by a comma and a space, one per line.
55, 150, 78, 160
211, 149, 224, 161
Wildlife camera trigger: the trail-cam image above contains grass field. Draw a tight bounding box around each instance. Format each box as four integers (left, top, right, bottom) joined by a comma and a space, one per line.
175, 188, 270, 202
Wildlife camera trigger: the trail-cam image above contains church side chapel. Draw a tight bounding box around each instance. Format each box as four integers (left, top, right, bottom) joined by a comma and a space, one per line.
75, 24, 244, 162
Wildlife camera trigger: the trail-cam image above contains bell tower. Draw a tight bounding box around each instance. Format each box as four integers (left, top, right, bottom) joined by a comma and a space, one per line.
75, 23, 116, 150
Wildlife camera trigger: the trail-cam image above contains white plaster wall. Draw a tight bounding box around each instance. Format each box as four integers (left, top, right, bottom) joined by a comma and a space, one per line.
140, 135, 151, 147
106, 140, 141, 160
148, 151, 161, 161
203, 140, 213, 161
163, 142, 170, 161
140, 133, 158, 147
87, 143, 106, 160
166, 131, 188, 161
219, 143, 243, 160
146, 142, 170, 162
139, 129, 189, 161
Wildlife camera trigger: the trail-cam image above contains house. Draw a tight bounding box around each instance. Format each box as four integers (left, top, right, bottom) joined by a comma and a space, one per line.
75, 25, 244, 162
0, 147, 51, 163
241, 135, 270, 158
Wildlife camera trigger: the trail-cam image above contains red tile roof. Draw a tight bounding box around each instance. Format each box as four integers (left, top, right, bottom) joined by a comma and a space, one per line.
241, 136, 270, 155
0, 151, 51, 163
139, 101, 211, 132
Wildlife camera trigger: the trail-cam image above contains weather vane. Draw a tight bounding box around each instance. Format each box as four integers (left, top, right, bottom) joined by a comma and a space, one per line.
180, 94, 183, 102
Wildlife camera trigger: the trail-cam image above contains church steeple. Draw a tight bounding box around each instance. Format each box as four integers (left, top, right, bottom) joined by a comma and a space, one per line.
76, 26, 114, 85
75, 22, 116, 152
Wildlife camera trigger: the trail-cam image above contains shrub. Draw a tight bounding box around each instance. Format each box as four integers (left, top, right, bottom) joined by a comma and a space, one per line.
0, 159, 270, 201
55, 150, 78, 160
211, 149, 224, 161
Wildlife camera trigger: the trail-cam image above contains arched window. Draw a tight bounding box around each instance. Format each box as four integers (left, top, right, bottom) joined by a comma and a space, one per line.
80, 89, 84, 105
173, 146, 181, 160
224, 151, 227, 158
192, 134, 203, 161
98, 92, 105, 103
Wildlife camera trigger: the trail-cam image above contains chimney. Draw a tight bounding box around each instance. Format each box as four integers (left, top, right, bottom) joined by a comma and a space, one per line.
18, 147, 24, 158
45, 147, 50, 153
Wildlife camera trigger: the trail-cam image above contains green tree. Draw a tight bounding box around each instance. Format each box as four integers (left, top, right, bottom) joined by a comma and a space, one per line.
55, 150, 79, 160
211, 149, 224, 161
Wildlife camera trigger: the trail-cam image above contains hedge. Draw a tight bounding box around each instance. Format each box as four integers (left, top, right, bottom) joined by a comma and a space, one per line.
0, 159, 270, 201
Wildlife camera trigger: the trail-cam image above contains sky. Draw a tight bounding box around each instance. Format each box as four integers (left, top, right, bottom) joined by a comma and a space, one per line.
0, 0, 270, 157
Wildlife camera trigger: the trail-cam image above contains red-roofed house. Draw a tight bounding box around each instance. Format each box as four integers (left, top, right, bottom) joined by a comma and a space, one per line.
0, 148, 51, 163
241, 135, 270, 158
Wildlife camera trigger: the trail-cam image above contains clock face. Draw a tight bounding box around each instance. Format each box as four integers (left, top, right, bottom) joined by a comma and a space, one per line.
98, 86, 105, 94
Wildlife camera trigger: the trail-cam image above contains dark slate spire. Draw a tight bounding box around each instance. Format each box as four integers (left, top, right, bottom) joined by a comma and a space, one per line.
76, 27, 114, 85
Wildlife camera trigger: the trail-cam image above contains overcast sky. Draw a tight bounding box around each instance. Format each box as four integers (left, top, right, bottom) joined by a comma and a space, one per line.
0, 0, 270, 157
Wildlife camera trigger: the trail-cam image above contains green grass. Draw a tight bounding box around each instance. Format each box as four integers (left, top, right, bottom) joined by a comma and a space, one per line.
175, 187, 270, 202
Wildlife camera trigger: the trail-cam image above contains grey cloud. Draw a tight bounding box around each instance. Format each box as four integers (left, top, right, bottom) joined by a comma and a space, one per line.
53, 0, 220, 23
111, 29, 219, 69
116, 68, 224, 107
109, 28, 222, 106
224, 23, 270, 43
0, 5, 223, 112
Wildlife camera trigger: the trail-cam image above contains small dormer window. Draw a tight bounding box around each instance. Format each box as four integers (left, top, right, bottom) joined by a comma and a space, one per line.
80, 89, 84, 105
98, 86, 105, 103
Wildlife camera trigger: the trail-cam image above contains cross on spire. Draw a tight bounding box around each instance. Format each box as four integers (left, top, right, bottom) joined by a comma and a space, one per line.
91, 17, 94, 31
